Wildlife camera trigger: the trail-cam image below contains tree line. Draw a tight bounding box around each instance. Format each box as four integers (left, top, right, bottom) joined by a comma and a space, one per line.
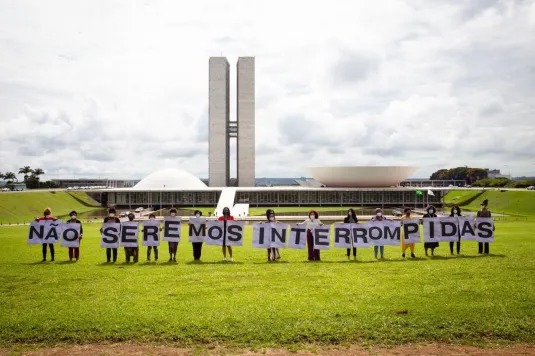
0, 166, 58, 189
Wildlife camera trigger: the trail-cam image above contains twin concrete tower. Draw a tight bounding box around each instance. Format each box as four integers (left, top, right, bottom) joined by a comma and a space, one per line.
208, 57, 255, 187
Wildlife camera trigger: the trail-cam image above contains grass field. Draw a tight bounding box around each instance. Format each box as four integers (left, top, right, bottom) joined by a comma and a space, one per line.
0, 191, 100, 224
457, 190, 535, 217
0, 220, 533, 348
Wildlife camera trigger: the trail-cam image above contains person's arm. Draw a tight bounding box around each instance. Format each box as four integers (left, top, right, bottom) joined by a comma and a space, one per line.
79, 219, 83, 238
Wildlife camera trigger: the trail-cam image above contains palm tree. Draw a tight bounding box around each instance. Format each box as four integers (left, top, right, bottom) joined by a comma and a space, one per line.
32, 168, 45, 178
18, 166, 33, 182
0, 172, 5, 180
3, 172, 17, 183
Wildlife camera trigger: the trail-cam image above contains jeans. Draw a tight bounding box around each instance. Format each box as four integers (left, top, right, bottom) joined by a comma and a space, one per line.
374, 245, 384, 258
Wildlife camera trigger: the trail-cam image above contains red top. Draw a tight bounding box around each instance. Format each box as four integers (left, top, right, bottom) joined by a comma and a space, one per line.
36, 215, 57, 221
218, 215, 235, 221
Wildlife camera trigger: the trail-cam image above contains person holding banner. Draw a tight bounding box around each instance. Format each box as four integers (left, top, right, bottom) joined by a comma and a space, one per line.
371, 208, 387, 259
145, 213, 159, 262
167, 208, 179, 262
344, 209, 358, 260
401, 208, 416, 258
477, 199, 493, 254
265, 209, 281, 261
423, 205, 439, 256
449, 206, 462, 255
124, 212, 139, 263
218, 207, 234, 261
101, 208, 120, 263
36, 208, 57, 262
303, 210, 322, 261
66, 211, 83, 261
191, 210, 205, 261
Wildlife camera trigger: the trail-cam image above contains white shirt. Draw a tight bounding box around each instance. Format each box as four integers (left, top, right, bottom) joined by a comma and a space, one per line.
301, 218, 322, 230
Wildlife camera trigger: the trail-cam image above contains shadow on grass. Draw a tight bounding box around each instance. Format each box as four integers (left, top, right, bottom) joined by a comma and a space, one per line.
55, 260, 78, 265
23, 261, 51, 265
250, 260, 291, 265
183, 260, 246, 265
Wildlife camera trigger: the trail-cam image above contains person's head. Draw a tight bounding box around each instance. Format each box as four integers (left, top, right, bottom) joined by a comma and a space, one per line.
108, 208, 116, 218
169, 208, 177, 217
308, 210, 318, 221
427, 205, 436, 215
148, 213, 156, 220
347, 208, 357, 220
266, 209, 275, 222
222, 207, 231, 217
404, 207, 411, 217
69, 210, 78, 220
375, 208, 383, 217
451, 206, 461, 216
480, 199, 488, 211
43, 207, 51, 217
194, 210, 202, 218
127, 212, 135, 221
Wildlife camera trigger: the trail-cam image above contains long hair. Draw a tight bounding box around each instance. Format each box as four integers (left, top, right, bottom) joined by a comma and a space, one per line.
347, 208, 357, 221
450, 206, 461, 216
266, 209, 275, 221
308, 210, 319, 219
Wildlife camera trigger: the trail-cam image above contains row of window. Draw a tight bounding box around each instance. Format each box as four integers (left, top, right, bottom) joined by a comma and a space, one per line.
107, 190, 442, 207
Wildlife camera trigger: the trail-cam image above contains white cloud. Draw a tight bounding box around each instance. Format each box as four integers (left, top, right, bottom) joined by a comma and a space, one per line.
0, 0, 534, 181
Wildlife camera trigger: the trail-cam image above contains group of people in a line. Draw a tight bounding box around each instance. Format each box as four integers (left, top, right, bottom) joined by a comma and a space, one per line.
34, 199, 494, 263
35, 208, 82, 262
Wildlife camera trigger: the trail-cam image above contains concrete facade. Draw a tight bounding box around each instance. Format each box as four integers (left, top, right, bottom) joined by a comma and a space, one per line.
208, 57, 230, 187
237, 57, 255, 187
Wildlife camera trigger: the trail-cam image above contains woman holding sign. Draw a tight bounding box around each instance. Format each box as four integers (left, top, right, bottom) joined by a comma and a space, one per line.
167, 208, 179, 262
266, 209, 281, 261
101, 208, 120, 263
190, 210, 205, 261
449, 206, 462, 255
423, 205, 439, 256
477, 199, 492, 254
36, 208, 57, 262
66, 210, 83, 261
218, 207, 235, 261
303, 210, 322, 261
344, 208, 358, 260
400, 208, 416, 258
146, 213, 159, 262
371, 208, 387, 259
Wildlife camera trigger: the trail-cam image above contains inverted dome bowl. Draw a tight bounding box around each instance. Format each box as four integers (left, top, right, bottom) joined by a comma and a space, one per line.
307, 166, 417, 188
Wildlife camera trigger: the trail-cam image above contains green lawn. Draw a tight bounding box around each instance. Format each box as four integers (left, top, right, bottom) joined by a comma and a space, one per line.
444, 190, 485, 206
460, 190, 535, 217
0, 191, 101, 224
0, 221, 533, 347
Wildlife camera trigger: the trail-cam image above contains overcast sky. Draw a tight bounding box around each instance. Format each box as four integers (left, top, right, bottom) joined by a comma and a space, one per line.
1, 0, 534, 181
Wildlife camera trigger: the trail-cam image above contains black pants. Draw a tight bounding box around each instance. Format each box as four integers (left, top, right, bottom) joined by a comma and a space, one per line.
106, 248, 118, 262
42, 243, 55, 260
147, 246, 159, 260
478, 242, 489, 254
192, 242, 203, 260
449, 236, 461, 254
168, 242, 178, 256
346, 247, 357, 257
125, 247, 139, 262
306, 230, 320, 261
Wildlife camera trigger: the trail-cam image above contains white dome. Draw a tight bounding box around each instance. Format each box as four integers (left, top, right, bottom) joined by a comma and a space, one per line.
308, 166, 417, 188
133, 169, 207, 190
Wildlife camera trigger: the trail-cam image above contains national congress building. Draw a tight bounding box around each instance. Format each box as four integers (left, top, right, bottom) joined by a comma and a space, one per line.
209, 57, 255, 187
